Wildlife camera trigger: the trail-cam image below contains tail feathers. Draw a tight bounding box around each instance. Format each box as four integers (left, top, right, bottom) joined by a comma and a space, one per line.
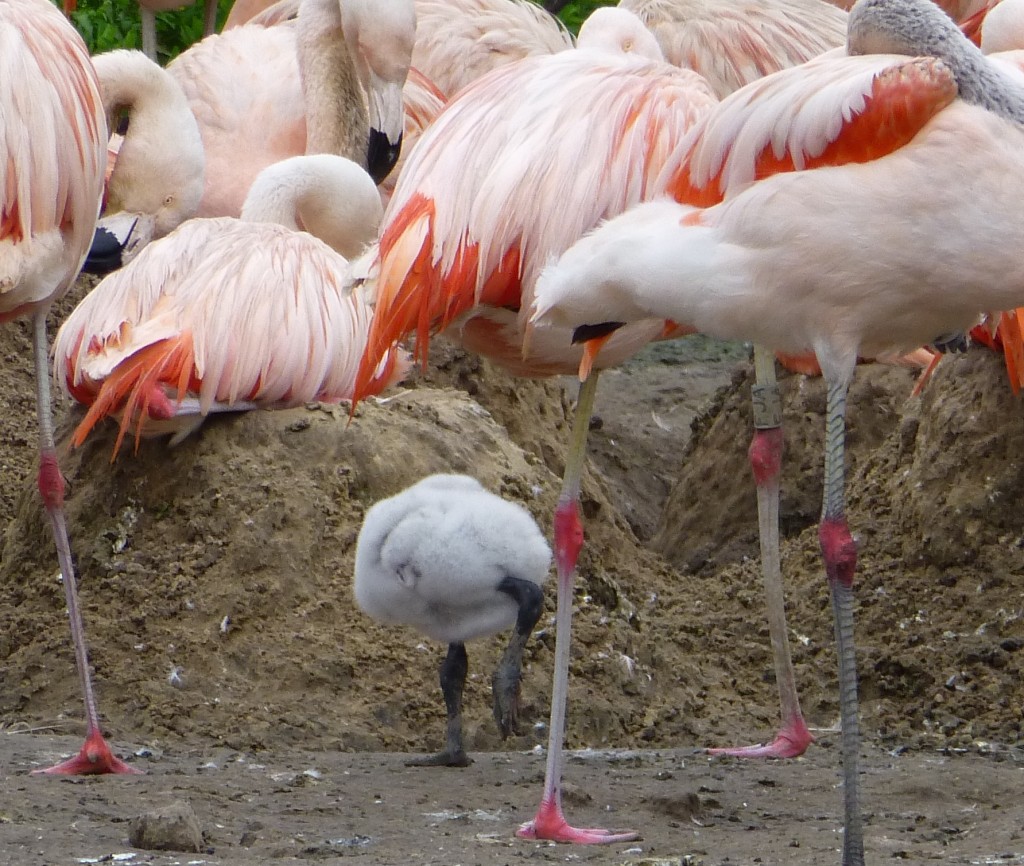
775, 351, 824, 377
997, 309, 1024, 395
359, 344, 413, 400
971, 310, 1024, 394
72, 334, 197, 459
354, 192, 527, 408
354, 198, 517, 405
353, 202, 433, 404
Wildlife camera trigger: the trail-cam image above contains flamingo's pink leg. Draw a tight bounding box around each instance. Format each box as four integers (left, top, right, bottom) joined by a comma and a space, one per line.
28, 312, 139, 777
517, 372, 639, 844
708, 346, 812, 760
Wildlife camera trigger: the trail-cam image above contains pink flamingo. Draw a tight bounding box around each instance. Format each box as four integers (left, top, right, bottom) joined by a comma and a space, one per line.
166, 0, 416, 217
618, 0, 852, 763
88, 50, 441, 269
412, 0, 573, 99
225, 0, 573, 92
351, 7, 717, 843
1, 0, 136, 775
620, 0, 848, 97
87, 49, 206, 273
223, 0, 298, 28
55, 154, 407, 457
529, 0, 1024, 860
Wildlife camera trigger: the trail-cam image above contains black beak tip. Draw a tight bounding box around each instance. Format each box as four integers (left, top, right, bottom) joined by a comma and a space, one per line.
571, 322, 626, 345
82, 226, 125, 276
367, 129, 402, 185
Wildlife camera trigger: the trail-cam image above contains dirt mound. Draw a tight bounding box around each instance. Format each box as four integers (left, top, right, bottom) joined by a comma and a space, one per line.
1, 277, 1022, 759
654, 349, 1024, 750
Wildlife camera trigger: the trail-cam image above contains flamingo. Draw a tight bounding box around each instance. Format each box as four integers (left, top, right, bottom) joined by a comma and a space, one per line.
86, 50, 441, 271
353, 473, 550, 767
411, 0, 574, 99
86, 49, 206, 274
230, 0, 301, 26
620, 0, 848, 98
54, 154, 407, 457
351, 7, 717, 843
529, 0, 1024, 860
973, 0, 1024, 48
0, 0, 136, 775
612, 0, 851, 763
165, 0, 416, 218
953, 0, 1024, 388
377, 68, 448, 207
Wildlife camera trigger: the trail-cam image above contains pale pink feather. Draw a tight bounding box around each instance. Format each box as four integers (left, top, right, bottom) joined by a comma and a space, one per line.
620, 0, 847, 97
354, 37, 718, 396
167, 24, 306, 218
0, 0, 105, 318
55, 218, 409, 448
411, 0, 574, 99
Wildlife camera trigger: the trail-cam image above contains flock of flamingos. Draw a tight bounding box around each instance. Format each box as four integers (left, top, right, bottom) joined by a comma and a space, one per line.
5, 0, 1024, 862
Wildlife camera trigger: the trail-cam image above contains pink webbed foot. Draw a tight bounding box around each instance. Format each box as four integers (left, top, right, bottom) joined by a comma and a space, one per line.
707, 717, 814, 759
516, 797, 639, 844
32, 728, 142, 776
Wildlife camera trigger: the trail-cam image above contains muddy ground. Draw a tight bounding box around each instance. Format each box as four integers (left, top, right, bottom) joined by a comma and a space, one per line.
0, 275, 1022, 864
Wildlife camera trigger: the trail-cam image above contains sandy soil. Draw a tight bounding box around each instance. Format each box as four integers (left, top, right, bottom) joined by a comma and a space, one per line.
0, 275, 1023, 864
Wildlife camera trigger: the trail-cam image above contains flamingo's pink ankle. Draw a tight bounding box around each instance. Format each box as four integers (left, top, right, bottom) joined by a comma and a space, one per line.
37, 451, 65, 510
553, 499, 584, 578
748, 426, 783, 485
819, 516, 857, 587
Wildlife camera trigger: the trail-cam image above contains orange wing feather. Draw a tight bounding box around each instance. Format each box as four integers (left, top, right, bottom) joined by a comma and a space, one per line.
666, 56, 958, 206
72, 335, 198, 457
973, 310, 1024, 394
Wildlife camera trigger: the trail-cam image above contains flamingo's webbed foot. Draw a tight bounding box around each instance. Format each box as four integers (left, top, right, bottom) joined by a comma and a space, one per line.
32, 729, 141, 776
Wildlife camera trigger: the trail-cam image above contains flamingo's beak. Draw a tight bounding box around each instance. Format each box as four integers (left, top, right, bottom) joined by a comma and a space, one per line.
571, 323, 622, 382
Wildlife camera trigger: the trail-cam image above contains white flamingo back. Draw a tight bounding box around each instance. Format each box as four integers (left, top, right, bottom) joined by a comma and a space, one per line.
354, 474, 552, 644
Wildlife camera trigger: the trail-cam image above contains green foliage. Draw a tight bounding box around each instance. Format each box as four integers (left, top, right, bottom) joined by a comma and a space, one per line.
54, 0, 232, 62
56, 0, 618, 61
554, 0, 617, 33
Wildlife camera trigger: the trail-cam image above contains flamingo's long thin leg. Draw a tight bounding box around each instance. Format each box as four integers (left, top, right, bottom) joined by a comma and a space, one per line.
29, 310, 139, 777
517, 371, 639, 845
140, 5, 157, 61
818, 376, 863, 866
709, 344, 812, 759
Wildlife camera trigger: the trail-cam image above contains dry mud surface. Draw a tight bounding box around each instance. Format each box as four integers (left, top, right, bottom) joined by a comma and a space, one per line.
0, 276, 1023, 864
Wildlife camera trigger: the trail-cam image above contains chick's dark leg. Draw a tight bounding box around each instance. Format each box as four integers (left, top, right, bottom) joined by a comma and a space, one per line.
407, 641, 472, 767
492, 575, 545, 738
